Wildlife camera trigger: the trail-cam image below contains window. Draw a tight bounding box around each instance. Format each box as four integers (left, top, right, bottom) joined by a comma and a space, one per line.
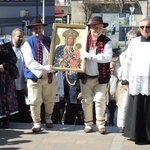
55, 18, 67, 24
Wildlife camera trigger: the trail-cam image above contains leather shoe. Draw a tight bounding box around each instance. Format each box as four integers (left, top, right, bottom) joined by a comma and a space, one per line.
32, 123, 41, 132
97, 126, 106, 134
32, 126, 42, 132
84, 125, 93, 133
46, 122, 53, 128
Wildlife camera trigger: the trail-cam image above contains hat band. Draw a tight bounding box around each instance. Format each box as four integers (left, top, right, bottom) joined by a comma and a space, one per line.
27, 23, 43, 26
90, 21, 104, 25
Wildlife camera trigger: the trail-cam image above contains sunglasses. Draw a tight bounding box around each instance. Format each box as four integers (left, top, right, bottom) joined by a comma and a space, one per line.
139, 26, 150, 29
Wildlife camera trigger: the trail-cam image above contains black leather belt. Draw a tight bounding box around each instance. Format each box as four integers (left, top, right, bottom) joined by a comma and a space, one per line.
86, 74, 98, 79
28, 78, 38, 82
28, 76, 42, 82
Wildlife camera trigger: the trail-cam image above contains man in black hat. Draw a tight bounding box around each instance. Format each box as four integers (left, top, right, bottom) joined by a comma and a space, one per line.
21, 18, 58, 132
79, 16, 113, 134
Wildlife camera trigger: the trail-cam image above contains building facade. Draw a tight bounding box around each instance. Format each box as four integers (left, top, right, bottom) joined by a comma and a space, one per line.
0, 0, 55, 36
71, 0, 148, 26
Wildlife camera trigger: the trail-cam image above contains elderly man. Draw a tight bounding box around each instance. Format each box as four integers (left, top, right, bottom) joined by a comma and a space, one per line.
21, 18, 58, 132
122, 17, 150, 143
79, 16, 113, 134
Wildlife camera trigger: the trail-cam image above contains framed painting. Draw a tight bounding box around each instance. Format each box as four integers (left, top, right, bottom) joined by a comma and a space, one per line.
49, 23, 89, 72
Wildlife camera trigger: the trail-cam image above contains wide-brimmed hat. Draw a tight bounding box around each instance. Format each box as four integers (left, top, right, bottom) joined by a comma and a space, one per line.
63, 29, 79, 39
87, 16, 108, 28
26, 18, 48, 28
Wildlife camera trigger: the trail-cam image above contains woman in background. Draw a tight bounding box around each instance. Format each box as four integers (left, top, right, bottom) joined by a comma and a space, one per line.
0, 38, 18, 128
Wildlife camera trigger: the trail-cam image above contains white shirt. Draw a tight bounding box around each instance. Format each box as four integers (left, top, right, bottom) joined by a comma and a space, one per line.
122, 36, 150, 95
21, 41, 50, 78
13, 46, 25, 90
85, 40, 112, 76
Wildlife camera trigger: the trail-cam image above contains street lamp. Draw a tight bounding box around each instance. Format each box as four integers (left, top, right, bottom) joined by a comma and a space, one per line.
129, 6, 135, 26
36, 0, 39, 18
42, 0, 45, 23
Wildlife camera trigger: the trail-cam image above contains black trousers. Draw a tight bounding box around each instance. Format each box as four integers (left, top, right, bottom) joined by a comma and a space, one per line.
10, 89, 32, 123
64, 103, 84, 125
51, 100, 65, 124
124, 94, 150, 141
106, 100, 117, 126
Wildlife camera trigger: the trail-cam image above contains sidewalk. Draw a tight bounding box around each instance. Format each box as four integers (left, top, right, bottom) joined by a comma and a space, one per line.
0, 123, 150, 150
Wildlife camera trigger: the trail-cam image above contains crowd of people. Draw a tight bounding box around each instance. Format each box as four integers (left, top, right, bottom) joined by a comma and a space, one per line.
0, 16, 150, 144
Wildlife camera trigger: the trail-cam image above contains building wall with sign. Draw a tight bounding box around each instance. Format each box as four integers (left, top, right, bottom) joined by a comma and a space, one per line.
0, 0, 55, 36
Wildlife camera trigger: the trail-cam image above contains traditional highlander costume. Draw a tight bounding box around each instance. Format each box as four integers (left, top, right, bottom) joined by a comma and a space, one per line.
21, 19, 58, 132
79, 16, 113, 134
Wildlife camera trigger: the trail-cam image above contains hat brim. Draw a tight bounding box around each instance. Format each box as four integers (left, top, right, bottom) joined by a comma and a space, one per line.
26, 23, 48, 28
87, 21, 108, 28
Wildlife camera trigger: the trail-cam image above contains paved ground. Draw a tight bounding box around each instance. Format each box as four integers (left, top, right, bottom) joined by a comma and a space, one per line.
0, 123, 150, 150
0, 33, 147, 150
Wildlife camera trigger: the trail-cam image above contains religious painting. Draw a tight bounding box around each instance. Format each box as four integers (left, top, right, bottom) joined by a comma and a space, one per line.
49, 23, 88, 72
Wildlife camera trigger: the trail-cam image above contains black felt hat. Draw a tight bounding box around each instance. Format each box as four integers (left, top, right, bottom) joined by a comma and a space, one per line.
26, 18, 48, 28
87, 16, 108, 28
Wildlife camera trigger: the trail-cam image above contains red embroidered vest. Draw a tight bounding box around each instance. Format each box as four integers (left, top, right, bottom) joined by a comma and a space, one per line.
78, 33, 111, 84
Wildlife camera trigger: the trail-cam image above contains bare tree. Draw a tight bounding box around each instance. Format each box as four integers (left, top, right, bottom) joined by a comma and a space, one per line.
78, 3, 92, 24
80, 0, 139, 23
118, 0, 125, 13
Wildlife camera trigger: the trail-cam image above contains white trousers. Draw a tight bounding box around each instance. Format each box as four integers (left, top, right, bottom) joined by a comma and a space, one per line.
27, 74, 58, 123
80, 78, 108, 127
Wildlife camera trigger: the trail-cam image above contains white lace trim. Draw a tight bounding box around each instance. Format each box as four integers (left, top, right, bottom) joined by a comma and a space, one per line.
129, 76, 150, 95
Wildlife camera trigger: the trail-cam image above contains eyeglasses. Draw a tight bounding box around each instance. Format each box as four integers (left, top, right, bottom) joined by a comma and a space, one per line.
139, 26, 150, 30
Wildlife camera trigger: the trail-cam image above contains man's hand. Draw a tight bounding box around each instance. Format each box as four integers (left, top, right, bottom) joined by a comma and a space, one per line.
110, 62, 115, 74
44, 65, 55, 73
77, 92, 83, 100
123, 85, 129, 91
81, 51, 92, 60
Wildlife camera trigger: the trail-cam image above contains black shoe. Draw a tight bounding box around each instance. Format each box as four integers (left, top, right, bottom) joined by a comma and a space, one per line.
135, 139, 150, 145
119, 128, 124, 133
2, 119, 10, 128
2, 114, 10, 128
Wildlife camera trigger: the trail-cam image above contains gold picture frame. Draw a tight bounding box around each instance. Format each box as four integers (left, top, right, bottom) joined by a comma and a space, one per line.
49, 23, 88, 72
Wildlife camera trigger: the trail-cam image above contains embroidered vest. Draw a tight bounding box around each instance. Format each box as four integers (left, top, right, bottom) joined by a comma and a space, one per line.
23, 35, 51, 79
78, 34, 111, 84
96, 34, 111, 84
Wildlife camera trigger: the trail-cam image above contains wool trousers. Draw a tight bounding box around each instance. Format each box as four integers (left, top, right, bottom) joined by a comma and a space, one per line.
80, 78, 108, 127
27, 74, 58, 123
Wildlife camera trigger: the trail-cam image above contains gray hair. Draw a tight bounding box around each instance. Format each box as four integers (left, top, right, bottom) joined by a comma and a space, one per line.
11, 28, 22, 36
126, 29, 139, 38
141, 16, 150, 22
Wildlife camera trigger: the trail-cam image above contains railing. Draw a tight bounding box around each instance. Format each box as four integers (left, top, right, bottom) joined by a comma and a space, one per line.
55, 2, 71, 6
